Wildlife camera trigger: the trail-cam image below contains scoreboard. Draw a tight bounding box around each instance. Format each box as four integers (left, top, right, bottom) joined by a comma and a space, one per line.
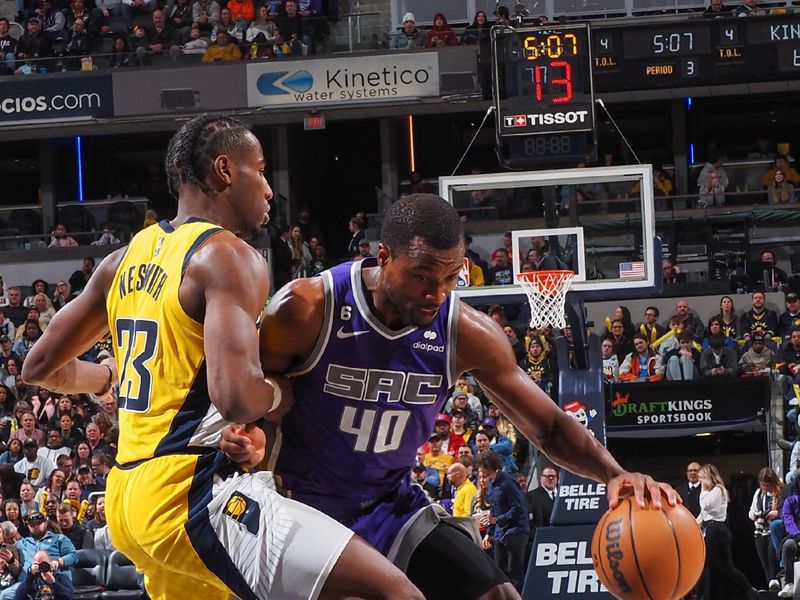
592, 15, 800, 91
492, 24, 595, 168
490, 15, 800, 167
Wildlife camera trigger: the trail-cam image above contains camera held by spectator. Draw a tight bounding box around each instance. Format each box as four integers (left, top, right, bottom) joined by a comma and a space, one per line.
17, 549, 73, 600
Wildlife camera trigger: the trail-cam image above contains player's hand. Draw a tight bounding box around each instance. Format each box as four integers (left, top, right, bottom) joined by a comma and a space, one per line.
606, 471, 681, 510
221, 423, 266, 469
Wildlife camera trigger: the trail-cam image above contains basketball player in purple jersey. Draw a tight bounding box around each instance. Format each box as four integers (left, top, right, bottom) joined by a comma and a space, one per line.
224, 194, 680, 600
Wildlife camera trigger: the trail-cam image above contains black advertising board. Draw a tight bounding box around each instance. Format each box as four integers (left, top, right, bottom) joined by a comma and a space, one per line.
0, 74, 113, 124
606, 377, 769, 436
591, 15, 800, 92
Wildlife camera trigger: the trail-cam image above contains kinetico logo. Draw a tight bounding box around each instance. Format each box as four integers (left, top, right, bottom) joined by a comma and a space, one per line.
257, 71, 314, 95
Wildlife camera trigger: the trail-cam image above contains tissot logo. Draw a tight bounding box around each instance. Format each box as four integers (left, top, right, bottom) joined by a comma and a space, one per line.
504, 110, 589, 127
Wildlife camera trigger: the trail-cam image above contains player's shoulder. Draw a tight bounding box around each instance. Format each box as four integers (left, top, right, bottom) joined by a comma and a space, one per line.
89, 246, 130, 298
455, 299, 515, 372
266, 276, 325, 323
456, 299, 505, 340
190, 231, 268, 281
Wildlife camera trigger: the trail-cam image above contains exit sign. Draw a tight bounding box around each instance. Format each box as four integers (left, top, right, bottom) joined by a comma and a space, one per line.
303, 113, 326, 131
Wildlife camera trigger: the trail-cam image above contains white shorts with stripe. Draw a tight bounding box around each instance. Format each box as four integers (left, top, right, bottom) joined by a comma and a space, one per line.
206, 470, 354, 599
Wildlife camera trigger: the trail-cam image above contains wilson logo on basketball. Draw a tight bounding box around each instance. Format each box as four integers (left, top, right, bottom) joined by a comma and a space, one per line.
604, 519, 632, 594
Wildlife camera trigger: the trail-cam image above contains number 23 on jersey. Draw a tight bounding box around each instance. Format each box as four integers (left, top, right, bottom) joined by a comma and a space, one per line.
115, 318, 159, 412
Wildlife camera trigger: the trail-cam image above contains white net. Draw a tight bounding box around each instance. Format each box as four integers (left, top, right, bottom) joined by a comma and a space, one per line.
516, 271, 575, 330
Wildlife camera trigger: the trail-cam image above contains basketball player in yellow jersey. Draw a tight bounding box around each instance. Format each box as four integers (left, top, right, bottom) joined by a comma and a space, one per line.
23, 114, 425, 600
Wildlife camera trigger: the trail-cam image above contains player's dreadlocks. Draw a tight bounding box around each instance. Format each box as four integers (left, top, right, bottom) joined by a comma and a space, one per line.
165, 114, 252, 198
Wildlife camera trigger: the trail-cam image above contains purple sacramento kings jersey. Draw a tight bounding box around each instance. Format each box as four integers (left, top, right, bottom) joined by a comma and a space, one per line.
274, 258, 459, 555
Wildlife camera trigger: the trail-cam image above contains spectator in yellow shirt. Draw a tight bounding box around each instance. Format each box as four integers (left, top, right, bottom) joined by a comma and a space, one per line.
202, 30, 241, 62
762, 154, 800, 187
424, 435, 454, 489
447, 462, 478, 517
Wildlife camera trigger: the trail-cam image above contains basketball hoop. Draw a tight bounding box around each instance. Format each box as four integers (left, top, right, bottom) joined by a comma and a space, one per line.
517, 270, 575, 330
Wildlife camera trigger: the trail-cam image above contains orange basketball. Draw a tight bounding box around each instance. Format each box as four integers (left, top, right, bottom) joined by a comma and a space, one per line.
591, 497, 705, 600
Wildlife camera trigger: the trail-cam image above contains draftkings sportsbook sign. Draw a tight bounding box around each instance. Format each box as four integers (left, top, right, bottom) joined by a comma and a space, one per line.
606, 378, 768, 434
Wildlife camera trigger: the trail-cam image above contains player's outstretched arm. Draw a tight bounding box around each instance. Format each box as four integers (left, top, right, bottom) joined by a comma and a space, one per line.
257, 277, 325, 420
191, 233, 284, 423
23, 250, 124, 394
220, 276, 326, 465
456, 302, 678, 509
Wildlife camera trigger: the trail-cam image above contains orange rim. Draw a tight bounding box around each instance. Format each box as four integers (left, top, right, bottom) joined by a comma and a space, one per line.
516, 270, 574, 294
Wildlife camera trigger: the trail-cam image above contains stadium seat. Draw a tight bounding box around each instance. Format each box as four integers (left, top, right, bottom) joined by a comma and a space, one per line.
791, 253, 800, 275
101, 551, 145, 599
104, 17, 129, 35
106, 201, 142, 242
72, 549, 107, 600
8, 208, 42, 235
0, 229, 20, 251
57, 204, 97, 244
97, 37, 115, 54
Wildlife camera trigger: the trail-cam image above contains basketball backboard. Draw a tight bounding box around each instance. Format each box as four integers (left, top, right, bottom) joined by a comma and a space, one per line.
439, 164, 658, 302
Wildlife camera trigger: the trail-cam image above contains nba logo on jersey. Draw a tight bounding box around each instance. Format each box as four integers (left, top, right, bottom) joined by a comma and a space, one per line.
154, 237, 164, 257
223, 492, 261, 535
457, 257, 470, 287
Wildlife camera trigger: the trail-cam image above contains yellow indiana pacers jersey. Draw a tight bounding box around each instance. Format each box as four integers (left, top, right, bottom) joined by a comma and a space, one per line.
107, 219, 224, 465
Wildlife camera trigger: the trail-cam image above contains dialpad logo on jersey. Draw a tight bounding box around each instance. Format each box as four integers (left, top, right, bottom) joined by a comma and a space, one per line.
414, 330, 443, 352
223, 492, 261, 536
412, 341, 444, 353
503, 110, 589, 128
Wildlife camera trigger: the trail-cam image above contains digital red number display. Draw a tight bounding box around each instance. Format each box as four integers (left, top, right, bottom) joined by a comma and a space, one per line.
532, 61, 574, 104
523, 34, 579, 106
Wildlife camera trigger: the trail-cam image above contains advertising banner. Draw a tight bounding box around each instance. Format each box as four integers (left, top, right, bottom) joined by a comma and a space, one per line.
0, 74, 113, 124
246, 52, 440, 108
607, 378, 769, 436
523, 524, 611, 599
551, 344, 610, 527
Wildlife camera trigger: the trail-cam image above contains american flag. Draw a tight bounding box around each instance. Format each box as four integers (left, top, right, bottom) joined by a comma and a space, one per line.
619, 261, 645, 279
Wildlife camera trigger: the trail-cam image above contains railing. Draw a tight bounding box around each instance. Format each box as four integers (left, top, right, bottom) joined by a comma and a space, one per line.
390, 0, 799, 27
1, 11, 388, 79
0, 197, 149, 250
0, 230, 104, 250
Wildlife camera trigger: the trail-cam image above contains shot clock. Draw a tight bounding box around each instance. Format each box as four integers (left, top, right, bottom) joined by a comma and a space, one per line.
492, 24, 595, 168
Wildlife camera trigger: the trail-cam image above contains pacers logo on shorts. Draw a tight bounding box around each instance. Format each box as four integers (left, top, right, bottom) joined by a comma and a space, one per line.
223, 492, 261, 536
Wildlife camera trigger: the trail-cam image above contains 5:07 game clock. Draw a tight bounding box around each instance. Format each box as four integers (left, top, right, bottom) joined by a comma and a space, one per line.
491, 24, 596, 167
